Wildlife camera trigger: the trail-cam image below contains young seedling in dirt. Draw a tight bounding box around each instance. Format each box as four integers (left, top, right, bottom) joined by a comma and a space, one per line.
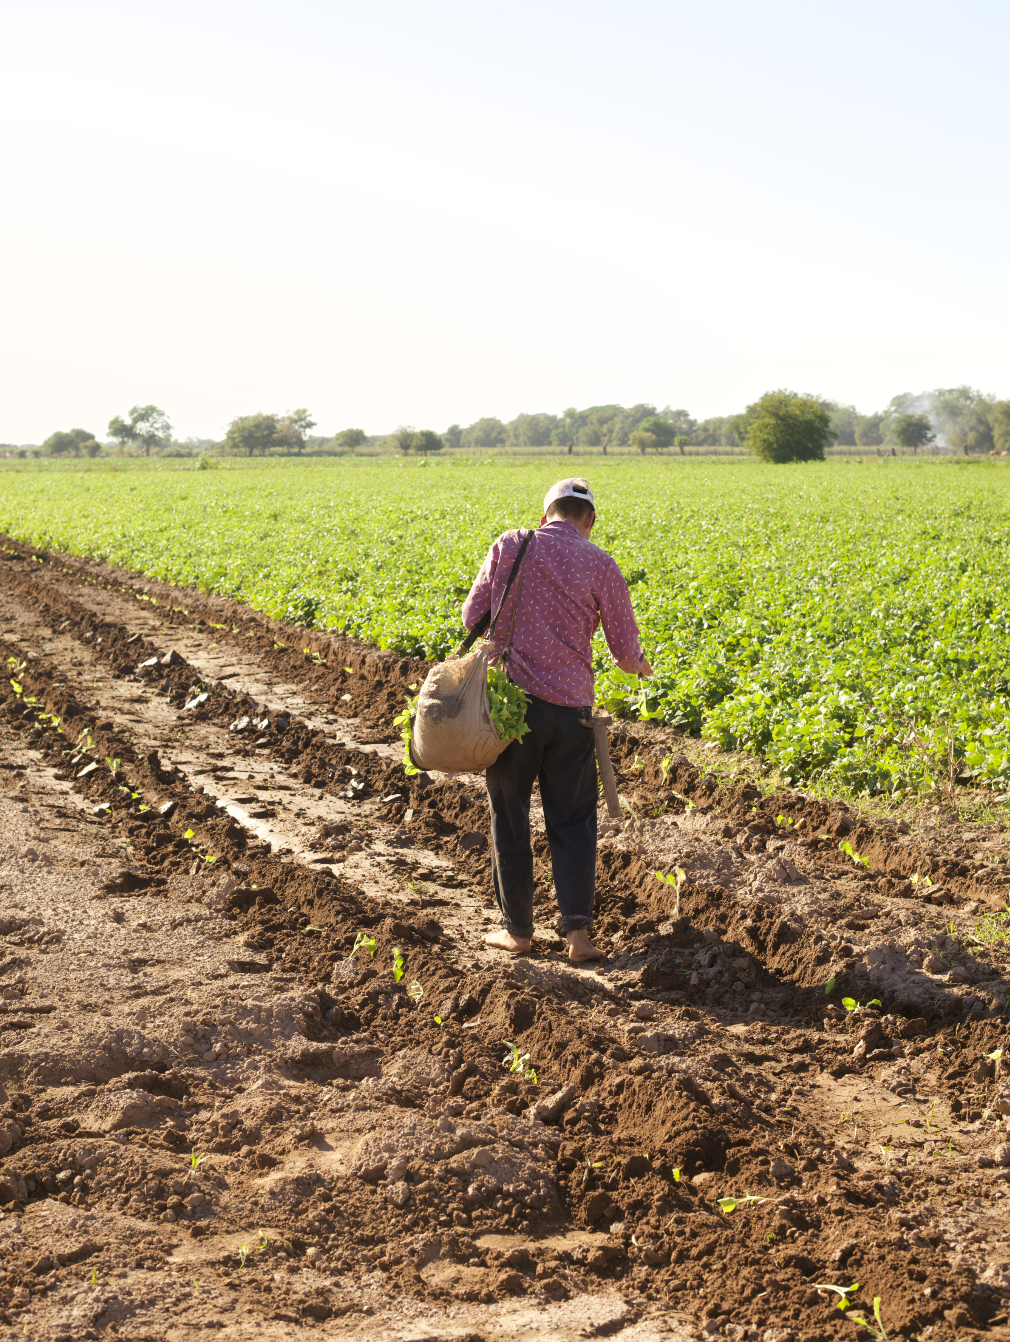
717, 1194, 768, 1214
239, 1244, 250, 1268
392, 948, 405, 981
814, 1281, 860, 1312
350, 932, 377, 958
433, 1014, 442, 1025
660, 755, 672, 784
301, 924, 326, 934
502, 1039, 531, 1075
90, 1266, 98, 1286
655, 866, 687, 916
849, 1296, 888, 1339
406, 980, 423, 1003
105, 757, 121, 776
190, 1149, 206, 1171
825, 977, 836, 995
841, 997, 882, 1014
839, 840, 871, 870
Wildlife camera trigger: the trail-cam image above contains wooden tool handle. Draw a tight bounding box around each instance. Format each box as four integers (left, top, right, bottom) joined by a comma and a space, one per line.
592, 713, 621, 820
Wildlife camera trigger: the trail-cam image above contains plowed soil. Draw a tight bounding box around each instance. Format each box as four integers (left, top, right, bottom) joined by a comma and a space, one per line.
1, 536, 1010, 1342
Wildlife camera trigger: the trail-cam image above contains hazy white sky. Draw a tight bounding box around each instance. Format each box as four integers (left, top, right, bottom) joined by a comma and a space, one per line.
1, 0, 1008, 442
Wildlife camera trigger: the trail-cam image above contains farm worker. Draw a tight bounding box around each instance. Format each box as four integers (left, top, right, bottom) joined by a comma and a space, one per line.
462, 478, 652, 963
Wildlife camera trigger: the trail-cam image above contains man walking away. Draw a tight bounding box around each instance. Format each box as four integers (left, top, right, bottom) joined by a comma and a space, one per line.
461, 478, 652, 962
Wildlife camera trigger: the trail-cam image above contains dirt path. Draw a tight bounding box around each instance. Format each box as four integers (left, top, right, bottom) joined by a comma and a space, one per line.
0, 536, 1009, 1341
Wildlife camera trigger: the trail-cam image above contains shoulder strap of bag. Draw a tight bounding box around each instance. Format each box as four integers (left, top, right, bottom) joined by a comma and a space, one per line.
459, 529, 534, 654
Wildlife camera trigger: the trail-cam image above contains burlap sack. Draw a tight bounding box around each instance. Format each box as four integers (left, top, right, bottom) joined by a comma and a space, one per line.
409, 644, 508, 774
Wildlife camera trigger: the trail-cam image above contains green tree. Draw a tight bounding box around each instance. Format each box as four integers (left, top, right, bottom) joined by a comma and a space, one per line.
461, 417, 507, 450
41, 427, 98, 457
630, 415, 679, 454
743, 390, 835, 463
107, 405, 172, 457
892, 413, 935, 452
414, 429, 444, 457
334, 428, 366, 454
390, 425, 417, 454
276, 408, 316, 455
989, 401, 1010, 454
505, 412, 560, 447
693, 416, 740, 447
443, 423, 462, 451
219, 412, 281, 457
659, 406, 698, 439
933, 387, 994, 454
855, 413, 885, 446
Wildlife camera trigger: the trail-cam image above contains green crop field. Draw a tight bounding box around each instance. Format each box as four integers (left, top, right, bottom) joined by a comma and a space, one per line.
2, 454, 1009, 798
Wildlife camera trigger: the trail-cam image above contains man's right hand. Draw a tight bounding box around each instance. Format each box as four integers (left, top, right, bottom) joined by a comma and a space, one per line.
616, 655, 653, 676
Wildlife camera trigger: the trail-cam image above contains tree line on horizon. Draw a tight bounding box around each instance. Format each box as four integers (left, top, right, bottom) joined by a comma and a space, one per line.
10, 385, 1010, 462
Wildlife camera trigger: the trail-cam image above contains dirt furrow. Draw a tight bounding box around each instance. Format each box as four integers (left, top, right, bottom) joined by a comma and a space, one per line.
0, 537, 1009, 1340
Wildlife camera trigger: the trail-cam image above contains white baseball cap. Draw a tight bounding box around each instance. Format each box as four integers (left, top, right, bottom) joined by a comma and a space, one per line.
543, 477, 595, 514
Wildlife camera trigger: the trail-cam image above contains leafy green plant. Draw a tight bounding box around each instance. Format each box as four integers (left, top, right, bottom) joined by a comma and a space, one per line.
105, 756, 120, 776
717, 1193, 768, 1214
406, 980, 423, 1002
849, 1296, 888, 1339
501, 1039, 531, 1075
839, 840, 871, 870
190, 1149, 206, 1171
814, 1281, 860, 1312
239, 1244, 250, 1268
660, 754, 673, 784
655, 866, 687, 915
393, 695, 420, 776
392, 947, 405, 982
486, 664, 531, 744
351, 932, 377, 957
841, 996, 882, 1013
824, 977, 837, 994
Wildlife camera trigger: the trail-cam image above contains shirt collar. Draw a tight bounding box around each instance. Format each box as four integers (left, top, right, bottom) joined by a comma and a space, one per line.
540, 518, 583, 539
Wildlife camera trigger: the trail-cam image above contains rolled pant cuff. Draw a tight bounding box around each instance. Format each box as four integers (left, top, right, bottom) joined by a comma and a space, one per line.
502, 918, 534, 941
559, 916, 593, 934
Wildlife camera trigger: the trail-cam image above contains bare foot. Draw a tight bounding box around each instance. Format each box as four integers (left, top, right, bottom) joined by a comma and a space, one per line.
484, 928, 532, 955
567, 929, 605, 963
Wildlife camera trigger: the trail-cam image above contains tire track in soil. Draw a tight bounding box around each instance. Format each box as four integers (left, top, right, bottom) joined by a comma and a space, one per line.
0, 536, 1008, 1339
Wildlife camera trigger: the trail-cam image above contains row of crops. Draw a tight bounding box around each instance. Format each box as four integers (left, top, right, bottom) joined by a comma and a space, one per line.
2, 455, 1008, 797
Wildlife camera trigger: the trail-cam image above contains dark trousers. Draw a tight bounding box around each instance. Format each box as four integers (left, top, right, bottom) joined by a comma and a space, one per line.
486, 694, 597, 940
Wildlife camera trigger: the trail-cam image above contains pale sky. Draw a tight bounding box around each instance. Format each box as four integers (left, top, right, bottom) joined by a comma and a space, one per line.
1, 0, 1008, 443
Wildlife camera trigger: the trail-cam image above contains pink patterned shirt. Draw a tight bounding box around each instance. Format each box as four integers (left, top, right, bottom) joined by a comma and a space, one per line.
461, 519, 645, 707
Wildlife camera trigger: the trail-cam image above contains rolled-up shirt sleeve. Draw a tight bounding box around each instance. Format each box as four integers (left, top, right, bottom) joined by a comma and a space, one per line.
461, 540, 500, 631
598, 561, 644, 666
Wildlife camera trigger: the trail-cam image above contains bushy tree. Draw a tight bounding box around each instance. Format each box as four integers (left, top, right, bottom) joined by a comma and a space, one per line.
414, 429, 444, 456
743, 391, 835, 463
41, 427, 99, 457
220, 412, 281, 457
276, 408, 316, 455
933, 387, 994, 454
693, 416, 740, 447
505, 411, 559, 447
630, 415, 679, 454
390, 425, 417, 454
334, 428, 366, 453
892, 413, 935, 452
989, 401, 1010, 454
443, 423, 462, 451
107, 405, 172, 456
461, 417, 507, 450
